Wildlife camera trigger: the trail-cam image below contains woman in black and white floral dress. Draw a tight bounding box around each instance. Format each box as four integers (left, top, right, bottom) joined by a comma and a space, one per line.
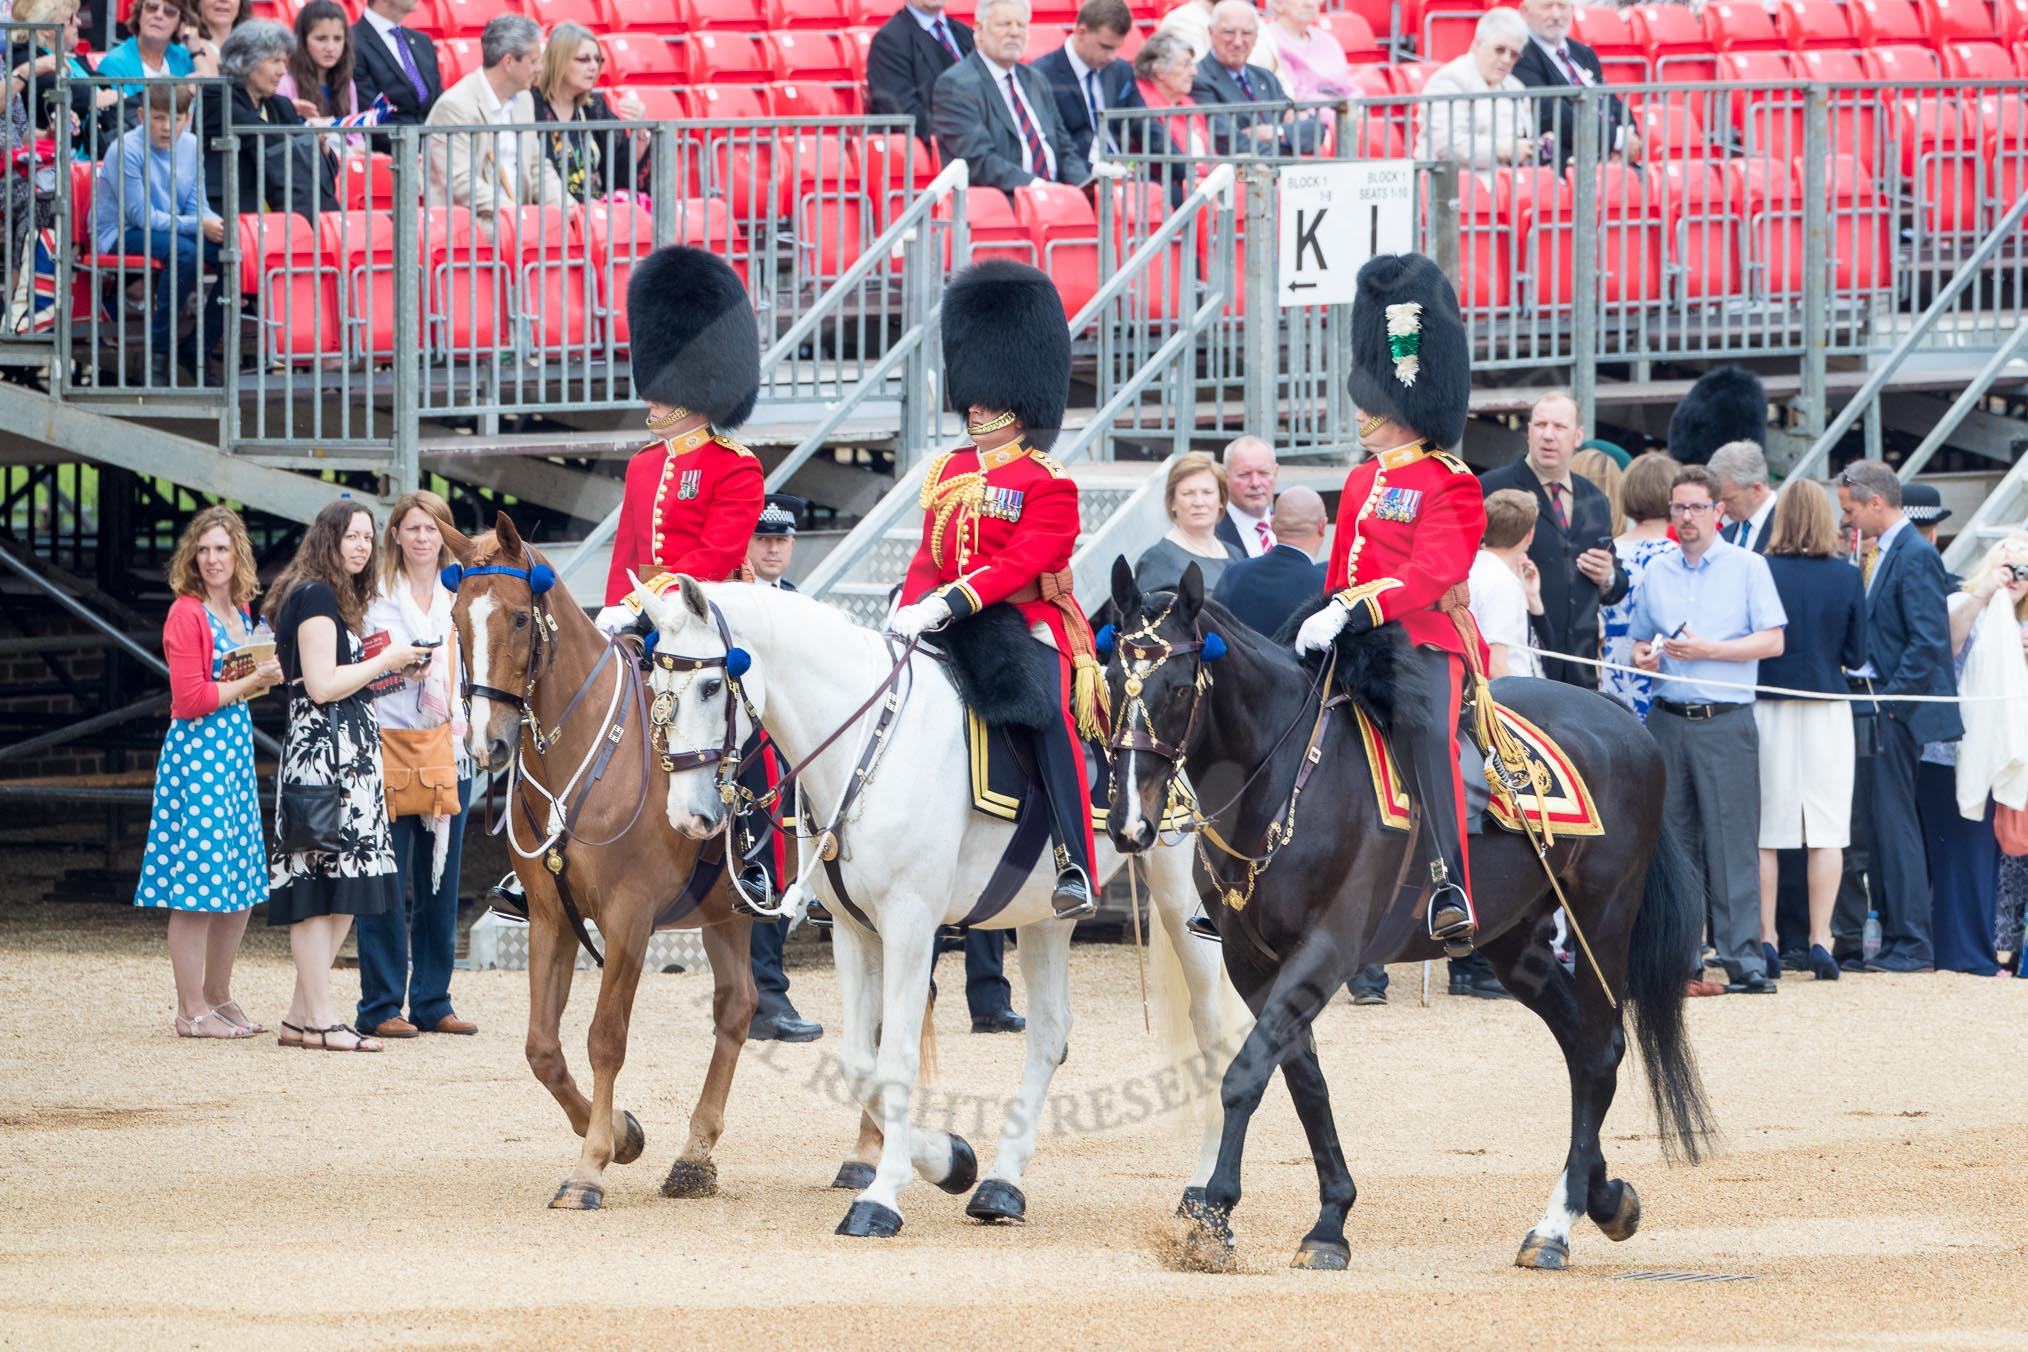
260, 499, 424, 1052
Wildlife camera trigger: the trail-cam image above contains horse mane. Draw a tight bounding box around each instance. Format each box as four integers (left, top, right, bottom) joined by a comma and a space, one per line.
1270, 593, 1426, 731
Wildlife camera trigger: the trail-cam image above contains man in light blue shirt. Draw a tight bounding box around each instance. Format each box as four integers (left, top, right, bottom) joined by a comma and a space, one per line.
1630, 463, 1787, 992
90, 85, 225, 381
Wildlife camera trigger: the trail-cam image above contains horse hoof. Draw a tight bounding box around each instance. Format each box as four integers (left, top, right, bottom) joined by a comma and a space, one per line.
835, 1200, 904, 1238
1515, 1230, 1570, 1270
613, 1111, 646, 1166
1176, 1185, 1207, 1218
1180, 1214, 1236, 1273
936, 1135, 979, 1196
1291, 1239, 1350, 1271
831, 1161, 876, 1191
548, 1179, 603, 1211
660, 1158, 719, 1199
1596, 1180, 1642, 1242
965, 1179, 1027, 1225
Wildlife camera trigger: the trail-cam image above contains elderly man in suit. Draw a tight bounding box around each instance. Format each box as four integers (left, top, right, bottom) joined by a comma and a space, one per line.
1711, 440, 1776, 554
353, 0, 443, 131
866, 0, 974, 144
1836, 460, 1962, 973
1477, 390, 1627, 688
1213, 434, 1279, 558
424, 14, 564, 236
1190, 0, 1322, 155
932, 0, 1090, 192
1510, 0, 1639, 170
1212, 485, 1328, 636
1033, 0, 1147, 163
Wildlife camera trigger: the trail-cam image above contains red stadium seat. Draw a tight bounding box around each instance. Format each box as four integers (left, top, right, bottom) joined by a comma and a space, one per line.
1030, 0, 1081, 22
607, 0, 686, 31
582, 198, 653, 347
956, 186, 1037, 266
1654, 160, 1744, 299
843, 25, 876, 80
860, 130, 936, 230
1850, 0, 1928, 45
1573, 6, 1651, 81
1631, 3, 1719, 81
529, 0, 604, 28
405, 0, 443, 36
238, 212, 339, 363
767, 81, 854, 117
1021, 25, 1069, 62
769, 0, 850, 28
692, 83, 768, 118
1920, 0, 1999, 43
1899, 96, 1983, 239
1943, 37, 2016, 77
686, 32, 778, 84
319, 210, 417, 359
691, 89, 780, 219
1703, 0, 1785, 50
1861, 40, 1945, 74
603, 34, 683, 85
2001, 0, 2028, 40
1717, 51, 1801, 156
1322, 10, 1385, 62
434, 37, 480, 85
1423, 1, 1497, 64
1116, 26, 1147, 63
421, 207, 510, 357
772, 30, 856, 81
1394, 60, 1441, 92
1638, 100, 1708, 154
626, 85, 692, 121
681, 0, 770, 30
1016, 182, 1098, 316
1798, 51, 1886, 164
1779, 0, 1857, 47
337, 153, 395, 211
436, 0, 516, 38
507, 205, 596, 355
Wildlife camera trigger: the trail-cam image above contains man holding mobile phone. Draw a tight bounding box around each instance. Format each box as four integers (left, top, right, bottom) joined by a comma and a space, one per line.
1478, 390, 1627, 689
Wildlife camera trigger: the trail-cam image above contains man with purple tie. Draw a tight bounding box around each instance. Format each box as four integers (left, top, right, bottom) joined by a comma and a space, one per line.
353, 0, 443, 130
931, 0, 1090, 192
1510, 0, 1639, 170
867, 0, 975, 145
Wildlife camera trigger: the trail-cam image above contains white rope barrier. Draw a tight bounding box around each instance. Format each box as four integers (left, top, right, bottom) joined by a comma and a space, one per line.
1519, 646, 2021, 705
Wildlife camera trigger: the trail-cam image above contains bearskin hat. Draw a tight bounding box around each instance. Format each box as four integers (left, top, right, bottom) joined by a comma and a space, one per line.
1344, 253, 1471, 451
942, 260, 1071, 451
1667, 365, 1767, 466
626, 245, 760, 430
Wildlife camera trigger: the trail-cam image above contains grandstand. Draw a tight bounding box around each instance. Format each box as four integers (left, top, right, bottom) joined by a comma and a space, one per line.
1, 0, 2026, 834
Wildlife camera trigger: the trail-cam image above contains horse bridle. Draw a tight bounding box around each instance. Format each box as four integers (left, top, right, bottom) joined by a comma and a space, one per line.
446, 561, 561, 745
1106, 602, 1214, 767
644, 600, 758, 809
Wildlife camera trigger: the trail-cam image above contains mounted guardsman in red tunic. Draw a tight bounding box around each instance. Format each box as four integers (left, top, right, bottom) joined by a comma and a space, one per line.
597, 244, 766, 616
1295, 252, 1489, 956
884, 260, 1111, 920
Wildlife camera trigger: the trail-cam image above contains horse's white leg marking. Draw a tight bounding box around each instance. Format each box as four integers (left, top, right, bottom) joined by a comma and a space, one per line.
1532, 1167, 1581, 1247
1143, 839, 1236, 1187
830, 916, 883, 1118
464, 593, 497, 764
982, 917, 1073, 1190
860, 903, 937, 1214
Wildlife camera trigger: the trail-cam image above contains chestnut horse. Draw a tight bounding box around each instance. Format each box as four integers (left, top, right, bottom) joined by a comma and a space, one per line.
445, 512, 758, 1210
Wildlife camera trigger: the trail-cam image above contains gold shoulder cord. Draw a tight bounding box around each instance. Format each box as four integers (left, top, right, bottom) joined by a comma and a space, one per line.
921, 455, 984, 571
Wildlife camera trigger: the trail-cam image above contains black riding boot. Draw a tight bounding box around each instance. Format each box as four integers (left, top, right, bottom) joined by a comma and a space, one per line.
1026, 699, 1096, 922
1405, 649, 1476, 957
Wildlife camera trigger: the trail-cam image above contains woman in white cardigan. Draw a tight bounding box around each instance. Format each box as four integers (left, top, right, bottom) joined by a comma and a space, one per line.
1417, 8, 1544, 170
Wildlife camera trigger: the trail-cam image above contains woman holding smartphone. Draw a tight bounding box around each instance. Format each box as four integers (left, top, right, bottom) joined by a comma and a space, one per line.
355, 491, 477, 1039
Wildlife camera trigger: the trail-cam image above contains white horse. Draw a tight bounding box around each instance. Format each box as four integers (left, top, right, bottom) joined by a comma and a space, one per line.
636, 576, 1245, 1237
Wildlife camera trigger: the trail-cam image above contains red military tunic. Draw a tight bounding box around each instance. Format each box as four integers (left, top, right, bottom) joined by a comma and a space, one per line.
605, 425, 765, 605
1325, 440, 1487, 664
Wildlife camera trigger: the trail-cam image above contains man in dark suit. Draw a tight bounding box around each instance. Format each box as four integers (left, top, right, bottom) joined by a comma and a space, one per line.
353, 0, 444, 131
1711, 440, 1775, 554
933, 0, 1090, 192
1477, 390, 1627, 689
866, 0, 974, 144
1212, 486, 1328, 636
1835, 461, 1961, 973
1510, 0, 1639, 171
1032, 0, 1144, 163
1213, 434, 1279, 559
1189, 0, 1322, 156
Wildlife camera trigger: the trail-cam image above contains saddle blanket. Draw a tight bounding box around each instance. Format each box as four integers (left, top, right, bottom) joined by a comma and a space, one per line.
1355, 703, 1603, 837
965, 710, 1193, 833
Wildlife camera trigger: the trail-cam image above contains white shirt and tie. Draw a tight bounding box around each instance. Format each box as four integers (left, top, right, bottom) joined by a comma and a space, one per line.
1729, 495, 1775, 554
1062, 44, 1114, 156
1227, 502, 1275, 556
980, 52, 1056, 180
1529, 32, 1628, 151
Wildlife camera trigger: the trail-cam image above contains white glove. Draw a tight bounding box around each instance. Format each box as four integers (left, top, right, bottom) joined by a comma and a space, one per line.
886, 596, 950, 640
1088, 159, 1131, 181
594, 603, 637, 636
1293, 599, 1348, 657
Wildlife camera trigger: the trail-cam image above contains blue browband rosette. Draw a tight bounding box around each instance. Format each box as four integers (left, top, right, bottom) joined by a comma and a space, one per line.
528, 563, 556, 595
439, 563, 463, 592
726, 647, 752, 679
1094, 624, 1117, 659
642, 630, 660, 658
1202, 632, 1227, 662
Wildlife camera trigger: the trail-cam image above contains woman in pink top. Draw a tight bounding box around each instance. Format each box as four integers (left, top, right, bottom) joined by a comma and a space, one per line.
275, 0, 365, 152
1257, 0, 1357, 100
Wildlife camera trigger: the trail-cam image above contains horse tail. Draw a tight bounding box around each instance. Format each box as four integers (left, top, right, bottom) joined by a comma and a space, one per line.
1626, 824, 1716, 1164
919, 986, 939, 1088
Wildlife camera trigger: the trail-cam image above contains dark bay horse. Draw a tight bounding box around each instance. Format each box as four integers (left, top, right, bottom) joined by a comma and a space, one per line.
444, 513, 758, 1210
1104, 560, 1712, 1272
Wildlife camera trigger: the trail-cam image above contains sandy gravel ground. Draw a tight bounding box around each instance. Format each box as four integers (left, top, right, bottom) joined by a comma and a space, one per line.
1, 906, 2023, 1351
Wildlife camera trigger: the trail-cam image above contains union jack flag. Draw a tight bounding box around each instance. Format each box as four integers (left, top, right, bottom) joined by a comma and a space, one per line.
334, 94, 395, 130
23, 228, 58, 335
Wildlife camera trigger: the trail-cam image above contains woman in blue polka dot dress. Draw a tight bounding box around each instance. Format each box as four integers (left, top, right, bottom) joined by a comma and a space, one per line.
136, 507, 285, 1039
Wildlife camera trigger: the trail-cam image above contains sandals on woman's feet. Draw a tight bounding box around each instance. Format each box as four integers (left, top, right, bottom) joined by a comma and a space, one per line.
277, 1020, 309, 1049
213, 1001, 265, 1035
316, 1023, 384, 1053
175, 1010, 247, 1040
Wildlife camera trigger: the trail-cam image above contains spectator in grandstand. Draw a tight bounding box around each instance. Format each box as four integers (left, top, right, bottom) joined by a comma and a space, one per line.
532, 22, 646, 202
1631, 463, 1787, 995
1132, 29, 1209, 203
1419, 8, 1543, 170
135, 506, 281, 1041
1033, 0, 1148, 164
262, 499, 422, 1054
8, 0, 124, 143
1211, 485, 1329, 638
1755, 479, 1867, 983
277, 0, 365, 151
1157, 0, 1263, 63
425, 14, 565, 232
1478, 389, 1628, 689
1835, 460, 1961, 973
1599, 451, 1677, 722
208, 20, 340, 225
1510, 0, 1638, 170
352, 0, 443, 131
1191, 0, 1321, 155
932, 0, 1091, 192
1711, 440, 1776, 554
866, 0, 973, 144
1133, 450, 1244, 591
1571, 445, 1623, 535
98, 0, 209, 91
1471, 489, 1546, 679
357, 490, 479, 1039
1254, 0, 1356, 102
1216, 434, 1279, 557
90, 83, 225, 381
1917, 536, 2028, 976
184, 0, 248, 71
